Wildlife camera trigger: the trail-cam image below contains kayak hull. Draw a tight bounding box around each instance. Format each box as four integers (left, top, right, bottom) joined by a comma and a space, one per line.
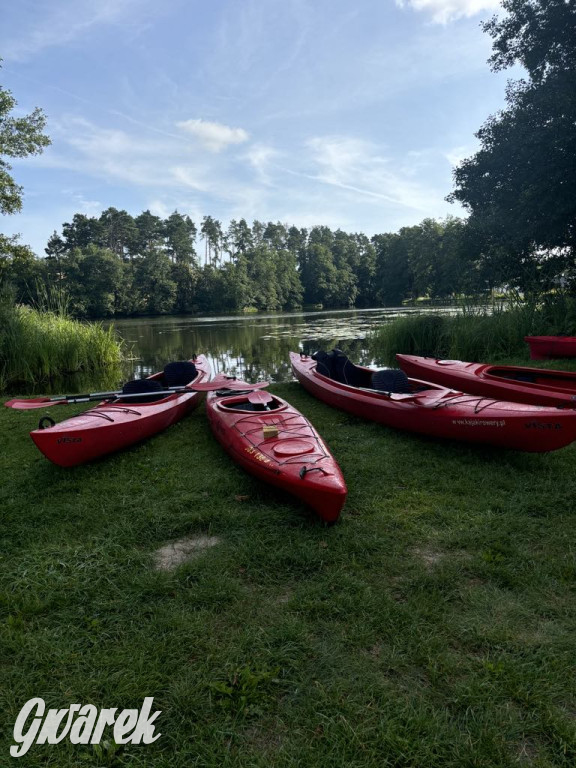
206, 377, 347, 522
30, 356, 210, 466
291, 352, 576, 452
525, 335, 576, 360
396, 354, 576, 408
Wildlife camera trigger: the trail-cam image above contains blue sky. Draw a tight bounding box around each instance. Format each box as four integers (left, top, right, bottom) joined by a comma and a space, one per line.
1, 0, 511, 256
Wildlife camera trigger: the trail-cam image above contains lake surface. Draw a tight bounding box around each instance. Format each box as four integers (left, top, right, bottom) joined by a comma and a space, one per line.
113, 305, 457, 383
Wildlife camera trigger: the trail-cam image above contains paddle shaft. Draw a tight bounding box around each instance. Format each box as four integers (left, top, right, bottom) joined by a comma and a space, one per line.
4, 379, 270, 410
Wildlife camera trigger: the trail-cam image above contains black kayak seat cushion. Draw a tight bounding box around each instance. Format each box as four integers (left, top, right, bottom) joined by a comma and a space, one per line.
164, 361, 197, 387
119, 378, 166, 403
311, 349, 371, 388
371, 368, 412, 394
311, 350, 334, 379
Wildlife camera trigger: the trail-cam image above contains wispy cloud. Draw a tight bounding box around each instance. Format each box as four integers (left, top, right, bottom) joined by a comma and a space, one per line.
301, 136, 444, 213
17, 112, 461, 253
245, 144, 280, 184
176, 119, 250, 153
1, 0, 148, 61
396, 0, 500, 24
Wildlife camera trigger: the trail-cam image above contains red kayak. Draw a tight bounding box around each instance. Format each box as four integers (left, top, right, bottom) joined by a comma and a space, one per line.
397, 354, 576, 408
291, 351, 576, 452
205, 376, 347, 522
525, 335, 576, 360
30, 357, 210, 466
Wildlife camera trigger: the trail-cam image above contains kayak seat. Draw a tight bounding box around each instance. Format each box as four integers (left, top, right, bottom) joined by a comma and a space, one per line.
371, 369, 412, 394
311, 350, 335, 379
312, 349, 370, 387
164, 361, 197, 387
227, 400, 280, 412
118, 378, 166, 403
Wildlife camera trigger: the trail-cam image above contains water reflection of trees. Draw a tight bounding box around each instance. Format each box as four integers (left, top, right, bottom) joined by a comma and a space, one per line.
28, 308, 452, 392
116, 312, 379, 383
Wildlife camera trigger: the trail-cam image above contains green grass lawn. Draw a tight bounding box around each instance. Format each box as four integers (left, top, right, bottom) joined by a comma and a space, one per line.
1, 382, 576, 767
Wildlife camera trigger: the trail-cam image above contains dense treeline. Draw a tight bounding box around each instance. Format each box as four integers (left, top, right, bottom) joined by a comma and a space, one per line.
2, 1, 576, 321
2, 210, 490, 318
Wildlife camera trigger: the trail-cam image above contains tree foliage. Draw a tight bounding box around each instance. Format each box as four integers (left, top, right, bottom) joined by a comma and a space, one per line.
450, 0, 576, 290
0, 67, 50, 216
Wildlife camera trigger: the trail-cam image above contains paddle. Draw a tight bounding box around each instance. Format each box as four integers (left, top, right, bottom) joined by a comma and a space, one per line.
247, 390, 274, 410
4, 378, 270, 410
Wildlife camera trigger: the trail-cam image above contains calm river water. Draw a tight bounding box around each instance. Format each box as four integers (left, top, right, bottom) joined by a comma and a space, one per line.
114, 306, 455, 383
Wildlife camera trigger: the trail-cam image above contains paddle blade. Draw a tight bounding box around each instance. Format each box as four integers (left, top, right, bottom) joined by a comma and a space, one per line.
190, 378, 269, 391
247, 390, 273, 405
4, 397, 68, 410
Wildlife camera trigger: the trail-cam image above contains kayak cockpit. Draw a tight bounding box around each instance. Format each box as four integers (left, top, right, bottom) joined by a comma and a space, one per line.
218, 395, 285, 412
311, 349, 434, 396
487, 366, 576, 392
116, 360, 200, 403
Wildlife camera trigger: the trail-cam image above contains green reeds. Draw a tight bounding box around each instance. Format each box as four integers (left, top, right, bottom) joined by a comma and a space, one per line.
370, 298, 576, 365
0, 302, 124, 389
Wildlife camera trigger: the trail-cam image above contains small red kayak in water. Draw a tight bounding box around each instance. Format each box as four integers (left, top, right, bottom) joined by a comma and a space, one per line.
30, 357, 210, 466
525, 335, 576, 360
291, 351, 576, 452
205, 376, 347, 522
396, 354, 576, 408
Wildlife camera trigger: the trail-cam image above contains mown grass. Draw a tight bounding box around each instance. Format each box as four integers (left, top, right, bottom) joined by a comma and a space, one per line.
371, 298, 576, 365
0, 303, 124, 390
1, 381, 576, 766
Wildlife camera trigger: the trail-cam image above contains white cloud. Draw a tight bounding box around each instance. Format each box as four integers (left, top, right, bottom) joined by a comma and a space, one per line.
396, 0, 501, 24
176, 119, 249, 153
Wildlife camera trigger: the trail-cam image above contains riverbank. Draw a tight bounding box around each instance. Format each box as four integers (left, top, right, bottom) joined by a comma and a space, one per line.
2, 380, 575, 766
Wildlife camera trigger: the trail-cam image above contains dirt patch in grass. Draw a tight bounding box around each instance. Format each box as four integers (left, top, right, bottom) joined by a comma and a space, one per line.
154, 535, 221, 570
411, 546, 444, 568
514, 737, 538, 764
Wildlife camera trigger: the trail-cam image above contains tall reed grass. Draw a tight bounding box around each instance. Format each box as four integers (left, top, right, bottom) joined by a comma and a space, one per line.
0, 302, 124, 390
370, 297, 576, 365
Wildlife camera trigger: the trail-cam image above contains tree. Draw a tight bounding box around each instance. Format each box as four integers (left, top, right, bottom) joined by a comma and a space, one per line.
200, 215, 223, 266
76, 246, 124, 318
61, 214, 103, 251
449, 0, 576, 290
483, 0, 576, 83
372, 233, 413, 306
133, 250, 176, 314
164, 211, 197, 265
132, 210, 164, 257
0, 234, 45, 301
300, 244, 341, 307
0, 65, 50, 216
99, 207, 137, 260
226, 218, 252, 259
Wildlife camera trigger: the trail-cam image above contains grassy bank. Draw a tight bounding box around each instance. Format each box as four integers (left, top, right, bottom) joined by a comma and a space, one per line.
371, 299, 576, 365
1, 380, 576, 766
0, 303, 124, 389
